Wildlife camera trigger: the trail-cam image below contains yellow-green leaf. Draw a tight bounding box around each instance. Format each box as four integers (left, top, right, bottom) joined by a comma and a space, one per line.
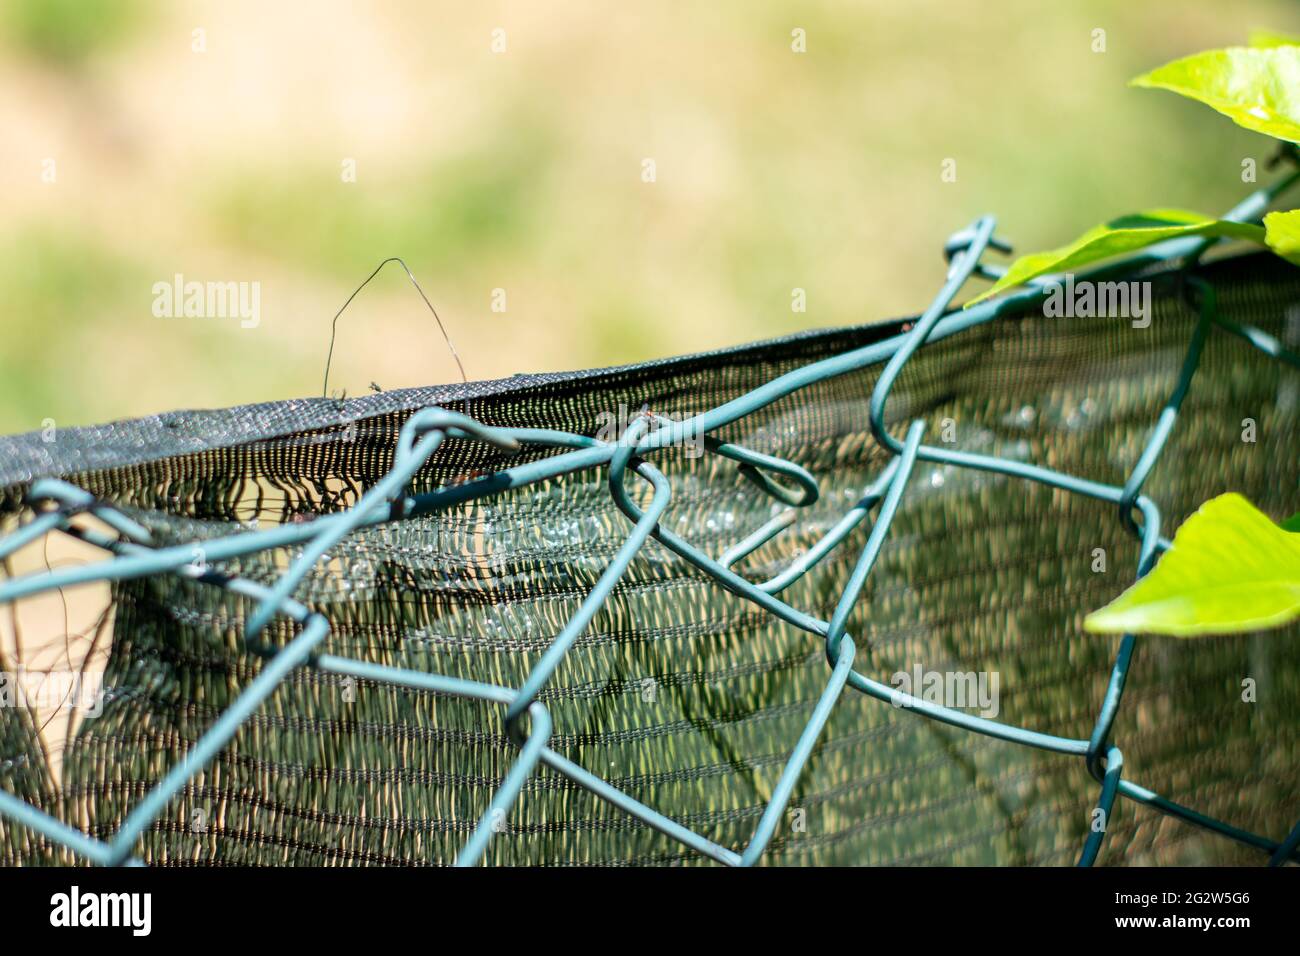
1249, 29, 1300, 49
1084, 493, 1300, 637
1130, 46, 1300, 143
965, 211, 1264, 307
1264, 209, 1300, 265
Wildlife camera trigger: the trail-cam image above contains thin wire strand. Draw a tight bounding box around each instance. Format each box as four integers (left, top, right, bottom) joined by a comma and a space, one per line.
321, 257, 467, 397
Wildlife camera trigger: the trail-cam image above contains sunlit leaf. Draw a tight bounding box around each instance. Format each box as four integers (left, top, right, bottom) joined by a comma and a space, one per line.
1264, 209, 1300, 265
1249, 29, 1300, 49
1130, 46, 1300, 143
1084, 493, 1300, 637
965, 211, 1263, 306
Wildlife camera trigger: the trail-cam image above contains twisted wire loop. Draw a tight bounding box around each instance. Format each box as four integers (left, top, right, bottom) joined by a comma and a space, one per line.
2, 176, 1300, 867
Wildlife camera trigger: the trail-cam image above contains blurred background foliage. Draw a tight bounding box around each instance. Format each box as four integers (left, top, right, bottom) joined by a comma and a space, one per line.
0, 0, 1297, 431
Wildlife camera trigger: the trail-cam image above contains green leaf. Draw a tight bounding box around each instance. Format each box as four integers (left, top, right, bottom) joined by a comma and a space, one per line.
1130, 46, 1300, 143
965, 211, 1264, 307
1249, 29, 1300, 49
1283, 511, 1300, 533
1264, 209, 1300, 265
1084, 493, 1300, 637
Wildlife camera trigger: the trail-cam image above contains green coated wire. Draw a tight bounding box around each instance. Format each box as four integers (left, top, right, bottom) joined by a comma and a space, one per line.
1, 172, 1298, 868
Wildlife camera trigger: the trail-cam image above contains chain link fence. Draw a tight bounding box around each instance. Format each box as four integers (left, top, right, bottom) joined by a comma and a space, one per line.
1, 178, 1298, 867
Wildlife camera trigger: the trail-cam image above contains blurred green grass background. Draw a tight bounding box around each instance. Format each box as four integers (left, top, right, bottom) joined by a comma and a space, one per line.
0, 0, 1296, 432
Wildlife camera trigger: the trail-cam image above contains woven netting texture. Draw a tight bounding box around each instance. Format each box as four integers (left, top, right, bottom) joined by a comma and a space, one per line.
1, 251, 1297, 865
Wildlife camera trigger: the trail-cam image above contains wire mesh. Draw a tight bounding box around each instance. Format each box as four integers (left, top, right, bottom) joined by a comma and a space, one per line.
1, 176, 1299, 867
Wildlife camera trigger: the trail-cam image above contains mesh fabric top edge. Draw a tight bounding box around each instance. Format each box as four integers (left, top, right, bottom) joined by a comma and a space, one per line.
0, 246, 1264, 492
